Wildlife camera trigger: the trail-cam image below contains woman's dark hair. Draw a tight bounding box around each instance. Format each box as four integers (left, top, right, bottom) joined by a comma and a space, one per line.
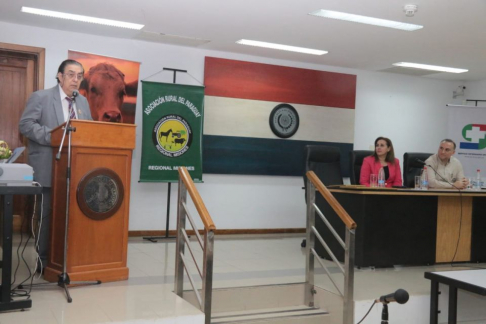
372, 136, 395, 164
56, 59, 84, 83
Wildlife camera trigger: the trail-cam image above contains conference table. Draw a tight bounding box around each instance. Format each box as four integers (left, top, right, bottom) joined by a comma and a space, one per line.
425, 269, 486, 324
0, 185, 41, 311
315, 186, 486, 268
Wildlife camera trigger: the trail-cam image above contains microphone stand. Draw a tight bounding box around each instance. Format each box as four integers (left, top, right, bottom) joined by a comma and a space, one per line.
381, 303, 389, 324
357, 290, 408, 324
57, 94, 102, 302
22, 93, 101, 303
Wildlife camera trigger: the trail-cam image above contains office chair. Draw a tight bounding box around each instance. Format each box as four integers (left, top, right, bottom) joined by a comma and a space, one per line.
349, 150, 373, 185
302, 145, 344, 247
304, 145, 343, 189
403, 152, 433, 188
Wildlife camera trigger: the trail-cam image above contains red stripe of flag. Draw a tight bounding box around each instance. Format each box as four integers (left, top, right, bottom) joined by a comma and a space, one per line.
204, 57, 356, 109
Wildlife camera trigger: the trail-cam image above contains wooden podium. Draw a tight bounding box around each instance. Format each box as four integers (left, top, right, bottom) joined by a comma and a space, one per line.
45, 120, 135, 283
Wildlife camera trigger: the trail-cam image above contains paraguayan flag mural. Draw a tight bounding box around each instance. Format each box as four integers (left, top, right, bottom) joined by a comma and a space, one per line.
202, 57, 356, 177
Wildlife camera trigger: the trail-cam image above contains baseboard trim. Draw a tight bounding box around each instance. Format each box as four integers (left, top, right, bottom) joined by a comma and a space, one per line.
129, 228, 305, 237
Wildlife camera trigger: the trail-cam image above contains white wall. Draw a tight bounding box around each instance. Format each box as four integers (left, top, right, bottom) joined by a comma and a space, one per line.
0, 21, 471, 231
464, 79, 486, 106
354, 71, 464, 159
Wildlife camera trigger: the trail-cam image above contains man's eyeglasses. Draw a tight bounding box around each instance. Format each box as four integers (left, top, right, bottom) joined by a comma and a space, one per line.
64, 72, 84, 80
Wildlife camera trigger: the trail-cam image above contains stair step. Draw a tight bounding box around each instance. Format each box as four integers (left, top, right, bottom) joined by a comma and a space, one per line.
211, 305, 329, 323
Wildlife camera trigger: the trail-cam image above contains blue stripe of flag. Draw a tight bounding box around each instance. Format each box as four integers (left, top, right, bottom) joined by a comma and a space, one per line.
203, 135, 353, 177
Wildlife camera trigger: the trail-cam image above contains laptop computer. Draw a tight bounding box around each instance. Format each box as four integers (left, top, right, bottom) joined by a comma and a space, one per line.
6, 147, 25, 163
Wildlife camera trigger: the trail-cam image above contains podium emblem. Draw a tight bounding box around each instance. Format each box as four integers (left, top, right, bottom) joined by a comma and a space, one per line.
77, 168, 124, 220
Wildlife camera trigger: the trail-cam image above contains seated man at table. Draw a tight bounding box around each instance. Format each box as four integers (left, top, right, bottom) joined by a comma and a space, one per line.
425, 139, 468, 189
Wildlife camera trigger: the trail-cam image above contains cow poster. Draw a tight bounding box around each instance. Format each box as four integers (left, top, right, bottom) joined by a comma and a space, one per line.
68, 50, 140, 124
140, 82, 204, 182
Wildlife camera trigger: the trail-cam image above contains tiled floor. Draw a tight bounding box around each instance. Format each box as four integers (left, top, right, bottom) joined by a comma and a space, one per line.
1, 233, 485, 323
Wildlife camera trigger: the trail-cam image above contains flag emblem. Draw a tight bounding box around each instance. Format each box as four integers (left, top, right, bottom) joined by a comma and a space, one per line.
269, 103, 300, 138
460, 124, 486, 150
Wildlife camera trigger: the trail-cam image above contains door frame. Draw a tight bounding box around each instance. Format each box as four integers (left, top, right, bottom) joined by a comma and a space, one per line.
0, 42, 45, 90
0, 42, 45, 232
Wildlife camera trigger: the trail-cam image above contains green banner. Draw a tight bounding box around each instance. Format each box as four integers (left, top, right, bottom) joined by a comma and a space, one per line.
140, 81, 204, 182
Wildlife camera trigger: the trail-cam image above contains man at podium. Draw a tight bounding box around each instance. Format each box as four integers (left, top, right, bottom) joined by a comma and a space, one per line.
19, 59, 92, 273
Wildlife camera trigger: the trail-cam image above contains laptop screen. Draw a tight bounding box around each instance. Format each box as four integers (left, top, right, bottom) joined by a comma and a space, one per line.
6, 147, 25, 163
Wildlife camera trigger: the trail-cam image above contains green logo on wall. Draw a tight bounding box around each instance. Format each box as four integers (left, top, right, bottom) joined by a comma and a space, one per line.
152, 114, 193, 157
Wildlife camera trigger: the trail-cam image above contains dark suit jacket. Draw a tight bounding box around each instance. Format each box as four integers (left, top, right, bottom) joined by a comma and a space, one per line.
19, 85, 92, 187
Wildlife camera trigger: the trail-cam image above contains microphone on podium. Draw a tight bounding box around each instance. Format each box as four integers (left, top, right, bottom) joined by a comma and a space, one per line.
56, 90, 79, 160
376, 289, 409, 304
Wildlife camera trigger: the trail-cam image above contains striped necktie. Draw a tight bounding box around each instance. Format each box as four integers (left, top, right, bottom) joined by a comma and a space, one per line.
66, 96, 77, 120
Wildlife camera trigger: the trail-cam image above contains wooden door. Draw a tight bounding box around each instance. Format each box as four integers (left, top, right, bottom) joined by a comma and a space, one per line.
0, 43, 44, 232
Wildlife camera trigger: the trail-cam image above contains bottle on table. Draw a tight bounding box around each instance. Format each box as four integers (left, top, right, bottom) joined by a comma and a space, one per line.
421, 166, 429, 190
476, 169, 482, 190
378, 167, 385, 188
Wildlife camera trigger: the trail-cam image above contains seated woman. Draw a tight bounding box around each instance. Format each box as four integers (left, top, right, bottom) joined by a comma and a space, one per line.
359, 137, 403, 187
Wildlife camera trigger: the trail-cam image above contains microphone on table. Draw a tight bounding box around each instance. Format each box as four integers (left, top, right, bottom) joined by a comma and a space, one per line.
376, 289, 409, 304
415, 158, 426, 165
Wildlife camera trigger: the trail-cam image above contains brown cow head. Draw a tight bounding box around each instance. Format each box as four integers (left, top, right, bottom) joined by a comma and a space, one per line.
79, 63, 125, 123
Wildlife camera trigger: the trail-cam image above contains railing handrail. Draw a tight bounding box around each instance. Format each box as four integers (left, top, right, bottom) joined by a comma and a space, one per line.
178, 167, 216, 231
306, 171, 357, 230
176, 167, 216, 324
305, 171, 356, 324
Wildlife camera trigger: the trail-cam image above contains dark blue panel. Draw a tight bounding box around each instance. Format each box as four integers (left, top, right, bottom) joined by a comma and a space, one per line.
203, 135, 353, 177
460, 142, 479, 149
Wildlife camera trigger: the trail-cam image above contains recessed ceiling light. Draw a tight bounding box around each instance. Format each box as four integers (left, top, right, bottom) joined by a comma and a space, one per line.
21, 6, 144, 30
236, 39, 327, 55
309, 9, 423, 31
393, 62, 468, 73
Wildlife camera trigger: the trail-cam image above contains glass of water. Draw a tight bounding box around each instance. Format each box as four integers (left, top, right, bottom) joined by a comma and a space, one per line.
414, 176, 421, 190
370, 174, 378, 187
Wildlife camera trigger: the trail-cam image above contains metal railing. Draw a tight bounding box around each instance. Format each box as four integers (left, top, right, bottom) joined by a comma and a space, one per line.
304, 171, 357, 324
174, 167, 216, 324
